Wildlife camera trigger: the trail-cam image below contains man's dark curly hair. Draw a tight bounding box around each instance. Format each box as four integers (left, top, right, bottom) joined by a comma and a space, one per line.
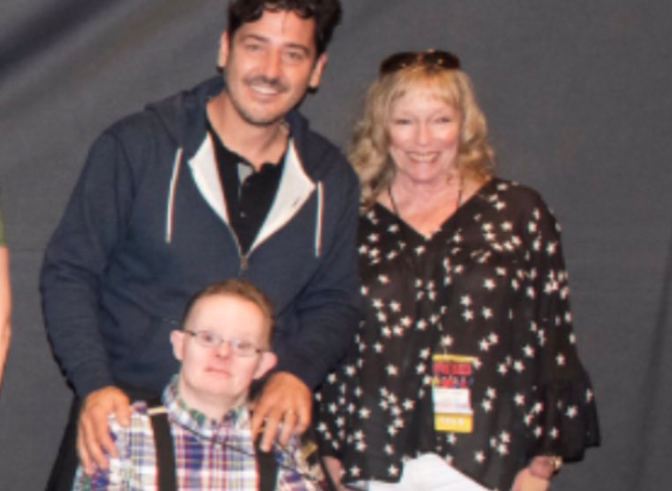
227, 0, 342, 56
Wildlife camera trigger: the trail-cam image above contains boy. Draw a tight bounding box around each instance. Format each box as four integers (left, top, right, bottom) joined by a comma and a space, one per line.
72, 279, 321, 490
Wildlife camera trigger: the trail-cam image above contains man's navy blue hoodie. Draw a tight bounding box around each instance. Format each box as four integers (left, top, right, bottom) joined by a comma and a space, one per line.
40, 77, 361, 399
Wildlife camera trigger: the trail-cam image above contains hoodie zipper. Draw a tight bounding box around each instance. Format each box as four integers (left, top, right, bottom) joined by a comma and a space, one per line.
240, 255, 249, 273
230, 183, 324, 274
166, 146, 252, 273
168, 141, 324, 273
227, 228, 250, 275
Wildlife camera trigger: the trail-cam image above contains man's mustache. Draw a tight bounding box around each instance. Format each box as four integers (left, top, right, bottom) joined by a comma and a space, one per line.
245, 76, 288, 93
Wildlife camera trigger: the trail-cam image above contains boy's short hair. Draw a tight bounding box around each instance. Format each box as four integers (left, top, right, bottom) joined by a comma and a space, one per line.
183, 279, 274, 339
227, 0, 342, 56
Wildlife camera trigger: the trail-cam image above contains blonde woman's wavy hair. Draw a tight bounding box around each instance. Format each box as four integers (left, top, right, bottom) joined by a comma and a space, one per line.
350, 56, 495, 211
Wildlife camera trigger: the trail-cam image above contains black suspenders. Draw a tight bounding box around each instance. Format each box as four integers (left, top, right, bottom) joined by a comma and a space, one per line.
255, 436, 280, 491
147, 401, 279, 491
148, 405, 178, 491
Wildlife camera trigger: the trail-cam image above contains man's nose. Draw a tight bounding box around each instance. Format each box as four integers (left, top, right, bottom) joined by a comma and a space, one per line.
215, 340, 232, 358
262, 49, 282, 80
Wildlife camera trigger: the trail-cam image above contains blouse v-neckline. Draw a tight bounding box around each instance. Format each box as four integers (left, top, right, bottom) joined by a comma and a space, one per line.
376, 178, 497, 243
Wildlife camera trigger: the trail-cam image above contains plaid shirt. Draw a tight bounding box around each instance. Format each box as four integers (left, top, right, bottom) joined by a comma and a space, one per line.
73, 378, 321, 491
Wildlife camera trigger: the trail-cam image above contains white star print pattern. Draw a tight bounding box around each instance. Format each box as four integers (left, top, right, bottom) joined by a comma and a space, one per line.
316, 179, 599, 491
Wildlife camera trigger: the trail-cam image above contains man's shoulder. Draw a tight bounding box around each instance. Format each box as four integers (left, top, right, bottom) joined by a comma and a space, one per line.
100, 77, 221, 151
286, 111, 353, 176
101, 108, 164, 143
294, 132, 358, 193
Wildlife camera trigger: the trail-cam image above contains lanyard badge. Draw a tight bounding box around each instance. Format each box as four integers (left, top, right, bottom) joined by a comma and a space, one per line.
432, 354, 478, 433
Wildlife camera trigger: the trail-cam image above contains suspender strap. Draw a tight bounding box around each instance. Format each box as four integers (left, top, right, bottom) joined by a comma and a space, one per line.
148, 400, 177, 491
148, 399, 278, 491
255, 435, 279, 491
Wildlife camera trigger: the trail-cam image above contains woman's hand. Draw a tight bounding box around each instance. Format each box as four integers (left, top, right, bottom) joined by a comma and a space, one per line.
323, 456, 359, 491
510, 468, 551, 491
511, 456, 561, 491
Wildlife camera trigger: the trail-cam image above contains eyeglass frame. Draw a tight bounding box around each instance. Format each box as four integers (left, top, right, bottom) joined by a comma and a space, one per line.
184, 329, 269, 357
379, 49, 461, 75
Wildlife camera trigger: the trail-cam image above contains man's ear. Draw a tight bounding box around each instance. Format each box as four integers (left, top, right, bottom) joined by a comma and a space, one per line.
217, 31, 231, 70
253, 352, 278, 380
170, 330, 186, 363
308, 53, 328, 90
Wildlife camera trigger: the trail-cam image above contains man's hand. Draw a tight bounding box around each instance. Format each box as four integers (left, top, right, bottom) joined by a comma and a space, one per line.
250, 372, 312, 452
77, 386, 131, 475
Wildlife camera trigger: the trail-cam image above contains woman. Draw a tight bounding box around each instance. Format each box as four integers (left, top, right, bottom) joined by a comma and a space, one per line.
0, 201, 11, 394
316, 51, 599, 491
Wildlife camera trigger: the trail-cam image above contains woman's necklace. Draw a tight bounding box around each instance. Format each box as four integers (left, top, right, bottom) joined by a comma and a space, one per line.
386, 175, 464, 325
388, 174, 464, 236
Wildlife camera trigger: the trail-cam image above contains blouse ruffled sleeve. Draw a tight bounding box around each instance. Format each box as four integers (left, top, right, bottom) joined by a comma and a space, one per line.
519, 194, 600, 461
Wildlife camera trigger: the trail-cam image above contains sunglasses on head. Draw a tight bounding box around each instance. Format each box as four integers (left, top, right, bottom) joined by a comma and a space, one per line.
379, 50, 461, 75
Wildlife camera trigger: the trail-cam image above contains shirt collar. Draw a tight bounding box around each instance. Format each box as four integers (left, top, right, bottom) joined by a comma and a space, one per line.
162, 375, 251, 441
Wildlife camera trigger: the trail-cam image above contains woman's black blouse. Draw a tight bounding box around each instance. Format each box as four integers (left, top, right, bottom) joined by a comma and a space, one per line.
316, 179, 599, 491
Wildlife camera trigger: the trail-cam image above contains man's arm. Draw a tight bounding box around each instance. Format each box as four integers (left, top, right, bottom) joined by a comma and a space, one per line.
253, 164, 361, 450
278, 165, 361, 387
41, 130, 138, 469
41, 131, 137, 397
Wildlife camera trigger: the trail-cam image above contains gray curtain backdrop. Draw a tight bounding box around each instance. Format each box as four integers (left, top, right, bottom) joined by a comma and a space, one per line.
1, 1, 670, 489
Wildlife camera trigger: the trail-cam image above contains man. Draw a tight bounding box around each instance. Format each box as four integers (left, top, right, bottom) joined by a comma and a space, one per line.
72, 279, 321, 490
41, 0, 359, 488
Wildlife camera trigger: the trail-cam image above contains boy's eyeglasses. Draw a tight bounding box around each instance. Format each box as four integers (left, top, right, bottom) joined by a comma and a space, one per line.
379, 49, 461, 75
185, 330, 267, 357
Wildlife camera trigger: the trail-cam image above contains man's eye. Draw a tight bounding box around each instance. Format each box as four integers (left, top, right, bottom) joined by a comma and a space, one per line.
285, 51, 305, 62
245, 43, 263, 52
235, 340, 255, 351
200, 332, 217, 345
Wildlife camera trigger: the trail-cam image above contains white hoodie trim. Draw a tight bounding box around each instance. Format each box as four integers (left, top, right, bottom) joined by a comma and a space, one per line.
185, 136, 318, 255
165, 148, 184, 244
251, 139, 316, 251
315, 182, 324, 257
186, 135, 229, 224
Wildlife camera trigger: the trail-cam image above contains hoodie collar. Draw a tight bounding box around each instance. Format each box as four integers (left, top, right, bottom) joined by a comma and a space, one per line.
148, 76, 311, 164
187, 134, 316, 250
